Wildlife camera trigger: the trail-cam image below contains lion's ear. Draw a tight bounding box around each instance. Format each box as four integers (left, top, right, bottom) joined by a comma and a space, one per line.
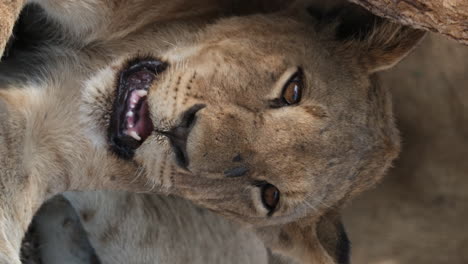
351, 22, 426, 73
330, 5, 426, 73
304, 2, 425, 73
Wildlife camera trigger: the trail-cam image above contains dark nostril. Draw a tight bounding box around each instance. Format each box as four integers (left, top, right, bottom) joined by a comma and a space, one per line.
163, 104, 206, 169
180, 104, 206, 128
224, 166, 249, 178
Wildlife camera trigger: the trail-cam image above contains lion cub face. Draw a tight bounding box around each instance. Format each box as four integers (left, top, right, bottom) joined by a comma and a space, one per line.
83, 14, 423, 226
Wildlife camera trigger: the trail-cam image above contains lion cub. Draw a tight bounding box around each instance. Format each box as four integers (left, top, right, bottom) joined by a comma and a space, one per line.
0, 0, 424, 263
82, 10, 423, 264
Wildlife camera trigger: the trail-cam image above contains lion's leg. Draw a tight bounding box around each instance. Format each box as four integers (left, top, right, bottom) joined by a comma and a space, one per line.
63, 191, 269, 264
0, 0, 124, 57
0, 84, 119, 263
0, 0, 134, 59
0, 70, 148, 262
0, 90, 36, 264
28, 0, 112, 43
32, 196, 99, 264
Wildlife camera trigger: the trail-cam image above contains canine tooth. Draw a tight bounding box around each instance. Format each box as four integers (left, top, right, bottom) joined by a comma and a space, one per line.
132, 98, 138, 103
130, 103, 136, 108
126, 111, 134, 117
128, 123, 134, 128
128, 131, 141, 141
136, 90, 148, 97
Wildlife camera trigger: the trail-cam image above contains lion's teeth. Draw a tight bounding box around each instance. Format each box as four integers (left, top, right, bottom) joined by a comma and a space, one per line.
136, 90, 148, 97
126, 111, 134, 117
132, 98, 138, 103
130, 103, 136, 108
128, 131, 141, 141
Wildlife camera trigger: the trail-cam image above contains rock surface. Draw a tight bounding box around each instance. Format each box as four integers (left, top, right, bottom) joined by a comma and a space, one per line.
348, 0, 468, 45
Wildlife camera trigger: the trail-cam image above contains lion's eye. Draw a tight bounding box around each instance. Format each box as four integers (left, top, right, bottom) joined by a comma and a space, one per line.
282, 72, 303, 105
261, 184, 280, 214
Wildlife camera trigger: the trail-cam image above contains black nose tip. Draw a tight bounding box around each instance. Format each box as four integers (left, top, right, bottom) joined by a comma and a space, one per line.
163, 104, 205, 168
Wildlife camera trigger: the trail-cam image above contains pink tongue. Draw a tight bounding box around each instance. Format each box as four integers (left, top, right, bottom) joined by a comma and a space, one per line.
135, 100, 153, 139
125, 90, 153, 141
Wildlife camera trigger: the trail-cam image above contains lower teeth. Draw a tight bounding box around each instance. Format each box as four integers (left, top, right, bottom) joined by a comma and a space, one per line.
126, 130, 142, 141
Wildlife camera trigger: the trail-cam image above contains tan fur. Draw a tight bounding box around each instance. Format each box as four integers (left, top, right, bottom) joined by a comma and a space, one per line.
0, 0, 425, 263
0, 79, 142, 263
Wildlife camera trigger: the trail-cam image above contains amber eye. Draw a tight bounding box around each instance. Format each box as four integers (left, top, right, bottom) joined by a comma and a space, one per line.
261, 184, 280, 214
282, 72, 303, 105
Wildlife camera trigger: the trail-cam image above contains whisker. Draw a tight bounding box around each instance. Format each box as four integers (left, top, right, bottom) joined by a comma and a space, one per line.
161, 39, 176, 47
304, 193, 333, 209
148, 178, 159, 193
302, 199, 319, 213
130, 165, 145, 184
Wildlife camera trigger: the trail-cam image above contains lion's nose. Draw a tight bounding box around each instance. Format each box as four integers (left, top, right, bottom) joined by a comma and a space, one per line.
162, 104, 205, 168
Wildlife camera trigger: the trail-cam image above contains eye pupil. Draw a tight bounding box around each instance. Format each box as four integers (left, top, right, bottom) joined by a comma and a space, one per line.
294, 85, 300, 100
282, 72, 303, 105
261, 184, 280, 212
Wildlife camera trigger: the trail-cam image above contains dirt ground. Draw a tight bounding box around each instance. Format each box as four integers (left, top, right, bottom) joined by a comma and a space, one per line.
344, 33, 468, 264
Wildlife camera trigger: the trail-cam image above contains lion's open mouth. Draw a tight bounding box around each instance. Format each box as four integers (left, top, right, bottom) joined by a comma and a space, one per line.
109, 58, 167, 159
